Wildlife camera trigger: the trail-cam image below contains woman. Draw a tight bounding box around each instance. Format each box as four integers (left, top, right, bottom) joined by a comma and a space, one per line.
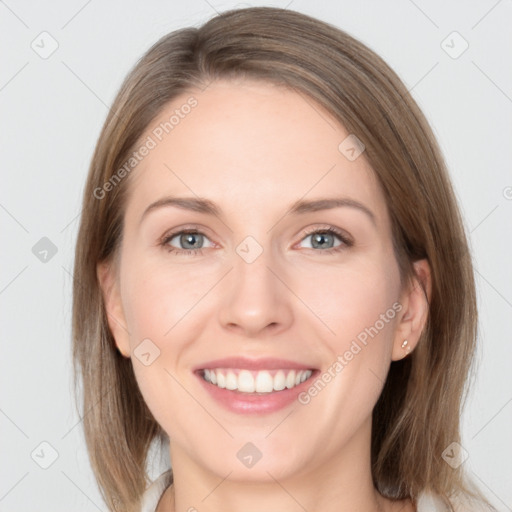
72, 7, 495, 512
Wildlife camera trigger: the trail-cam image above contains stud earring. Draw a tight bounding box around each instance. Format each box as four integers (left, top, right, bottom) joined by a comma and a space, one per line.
401, 339, 411, 354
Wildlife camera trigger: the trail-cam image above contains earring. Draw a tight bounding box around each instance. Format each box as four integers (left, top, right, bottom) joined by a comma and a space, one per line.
401, 339, 411, 354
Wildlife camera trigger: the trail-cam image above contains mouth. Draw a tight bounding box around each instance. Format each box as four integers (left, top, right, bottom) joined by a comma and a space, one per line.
198, 367, 314, 394
192, 357, 318, 414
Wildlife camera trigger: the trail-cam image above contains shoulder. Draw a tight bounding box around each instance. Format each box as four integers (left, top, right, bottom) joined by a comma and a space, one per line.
416, 490, 493, 512
416, 491, 452, 511
139, 470, 173, 512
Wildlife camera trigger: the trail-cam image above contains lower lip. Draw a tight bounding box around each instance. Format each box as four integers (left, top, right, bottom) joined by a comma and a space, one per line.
195, 371, 317, 414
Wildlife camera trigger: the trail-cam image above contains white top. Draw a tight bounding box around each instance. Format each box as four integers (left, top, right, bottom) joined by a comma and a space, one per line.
139, 469, 451, 512
140, 470, 173, 512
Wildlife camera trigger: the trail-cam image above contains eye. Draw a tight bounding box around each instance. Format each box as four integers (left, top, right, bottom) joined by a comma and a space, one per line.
160, 225, 353, 257
297, 226, 353, 254
161, 229, 214, 256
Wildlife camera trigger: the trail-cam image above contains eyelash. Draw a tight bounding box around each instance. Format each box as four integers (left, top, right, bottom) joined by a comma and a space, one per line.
160, 225, 353, 257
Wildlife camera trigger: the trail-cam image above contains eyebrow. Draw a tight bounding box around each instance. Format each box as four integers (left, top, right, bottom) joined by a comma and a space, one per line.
139, 196, 376, 227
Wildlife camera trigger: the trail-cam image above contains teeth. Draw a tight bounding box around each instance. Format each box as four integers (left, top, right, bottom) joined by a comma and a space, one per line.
217, 372, 226, 388
226, 371, 238, 390
285, 371, 296, 389
274, 370, 286, 391
255, 370, 273, 392
238, 370, 255, 392
202, 368, 313, 393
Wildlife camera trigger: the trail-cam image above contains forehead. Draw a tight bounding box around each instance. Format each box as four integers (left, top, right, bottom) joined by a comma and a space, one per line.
124, 79, 388, 226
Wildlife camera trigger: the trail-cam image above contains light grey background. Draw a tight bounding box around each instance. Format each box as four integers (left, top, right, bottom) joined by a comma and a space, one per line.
1, 0, 511, 510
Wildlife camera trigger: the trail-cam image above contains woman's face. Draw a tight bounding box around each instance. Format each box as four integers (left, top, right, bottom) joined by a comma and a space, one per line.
100, 79, 426, 483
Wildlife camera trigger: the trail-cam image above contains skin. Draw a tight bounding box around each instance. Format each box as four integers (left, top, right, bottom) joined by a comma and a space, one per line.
98, 79, 431, 512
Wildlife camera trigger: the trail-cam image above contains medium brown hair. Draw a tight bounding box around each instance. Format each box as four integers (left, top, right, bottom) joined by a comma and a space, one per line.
72, 6, 493, 511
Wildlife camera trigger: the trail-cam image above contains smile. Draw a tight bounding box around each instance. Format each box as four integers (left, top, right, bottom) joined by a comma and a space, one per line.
201, 368, 314, 393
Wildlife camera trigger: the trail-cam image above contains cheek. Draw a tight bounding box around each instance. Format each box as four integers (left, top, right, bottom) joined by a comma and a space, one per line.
119, 260, 208, 438
297, 258, 400, 405
120, 255, 214, 346
298, 256, 400, 349
293, 258, 401, 429
118, 255, 222, 429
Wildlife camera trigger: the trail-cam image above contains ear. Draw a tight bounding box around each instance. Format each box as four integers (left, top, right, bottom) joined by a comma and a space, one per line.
391, 258, 432, 361
97, 260, 131, 358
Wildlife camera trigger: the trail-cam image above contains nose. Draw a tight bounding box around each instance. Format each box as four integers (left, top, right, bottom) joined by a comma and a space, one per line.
217, 246, 294, 337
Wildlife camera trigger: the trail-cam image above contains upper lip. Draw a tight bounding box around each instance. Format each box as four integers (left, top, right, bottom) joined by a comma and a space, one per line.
193, 357, 316, 372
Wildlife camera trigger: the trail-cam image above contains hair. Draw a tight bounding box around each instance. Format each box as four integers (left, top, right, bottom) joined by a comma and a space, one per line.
72, 6, 494, 512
